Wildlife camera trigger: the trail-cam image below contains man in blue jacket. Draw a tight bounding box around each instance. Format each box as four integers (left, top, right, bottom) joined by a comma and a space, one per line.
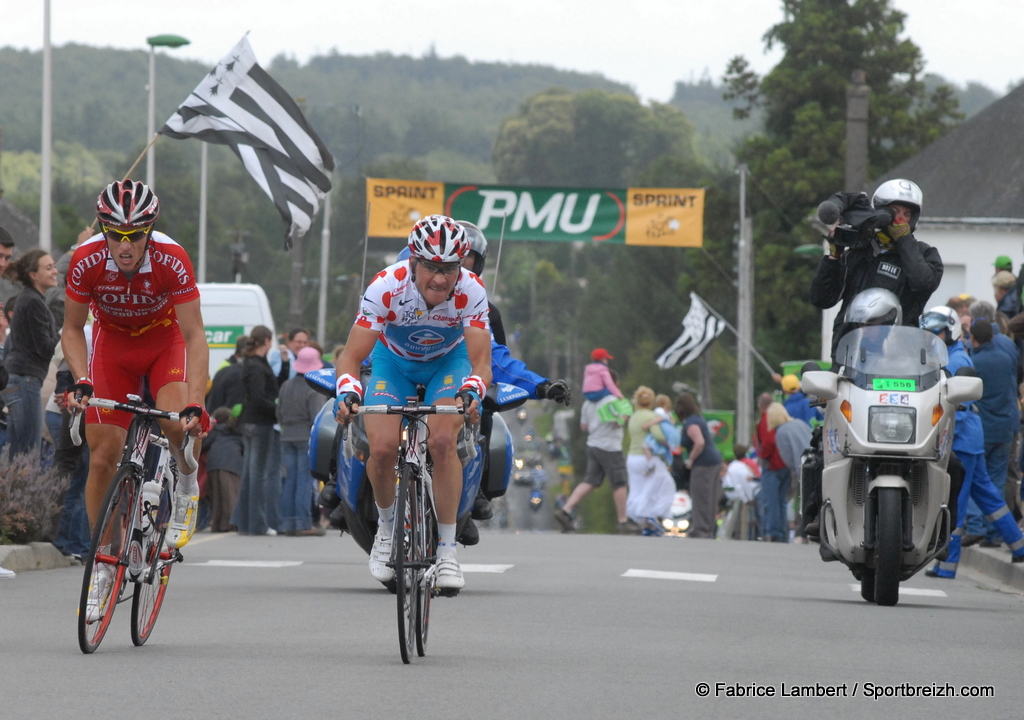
919, 308, 1024, 578
965, 318, 1020, 545
781, 373, 823, 426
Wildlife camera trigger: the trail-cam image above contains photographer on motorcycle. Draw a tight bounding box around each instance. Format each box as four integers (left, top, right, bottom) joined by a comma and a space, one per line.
804, 179, 943, 542
919, 309, 1024, 578
810, 179, 943, 361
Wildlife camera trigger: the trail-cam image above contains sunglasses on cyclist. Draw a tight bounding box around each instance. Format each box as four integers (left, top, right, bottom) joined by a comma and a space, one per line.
416, 259, 461, 278
102, 225, 152, 243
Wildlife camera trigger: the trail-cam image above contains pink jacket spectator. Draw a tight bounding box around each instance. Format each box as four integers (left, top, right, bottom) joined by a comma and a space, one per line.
582, 361, 623, 398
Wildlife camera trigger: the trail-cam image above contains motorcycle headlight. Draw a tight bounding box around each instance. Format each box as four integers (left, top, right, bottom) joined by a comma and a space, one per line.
868, 407, 916, 444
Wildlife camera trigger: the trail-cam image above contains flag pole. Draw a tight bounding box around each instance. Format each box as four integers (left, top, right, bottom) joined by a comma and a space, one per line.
490, 213, 507, 294
700, 297, 776, 376
123, 135, 161, 183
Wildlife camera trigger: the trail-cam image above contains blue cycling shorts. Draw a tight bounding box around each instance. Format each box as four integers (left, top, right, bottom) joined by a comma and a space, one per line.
366, 342, 471, 406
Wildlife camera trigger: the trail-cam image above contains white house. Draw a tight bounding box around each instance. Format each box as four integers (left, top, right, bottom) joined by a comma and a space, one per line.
821, 82, 1024, 357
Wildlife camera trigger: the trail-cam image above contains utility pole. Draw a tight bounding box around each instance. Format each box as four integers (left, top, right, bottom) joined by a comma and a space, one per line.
316, 189, 332, 343
736, 164, 753, 443
39, 0, 52, 251
820, 70, 871, 358
845, 69, 870, 193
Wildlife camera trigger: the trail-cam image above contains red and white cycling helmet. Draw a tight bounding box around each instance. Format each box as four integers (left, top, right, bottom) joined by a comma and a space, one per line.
96, 179, 160, 229
407, 214, 469, 263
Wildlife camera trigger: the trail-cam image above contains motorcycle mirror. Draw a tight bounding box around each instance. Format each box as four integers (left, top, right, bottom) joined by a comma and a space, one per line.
946, 375, 983, 405
801, 371, 839, 400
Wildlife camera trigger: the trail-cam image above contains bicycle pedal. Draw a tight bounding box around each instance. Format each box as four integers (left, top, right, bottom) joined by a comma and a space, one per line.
437, 587, 460, 598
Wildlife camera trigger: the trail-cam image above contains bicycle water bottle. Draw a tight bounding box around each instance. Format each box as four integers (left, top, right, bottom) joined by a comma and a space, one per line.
141, 481, 162, 536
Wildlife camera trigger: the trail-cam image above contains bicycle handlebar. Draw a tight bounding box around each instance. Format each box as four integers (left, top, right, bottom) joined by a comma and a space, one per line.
357, 403, 466, 416
69, 397, 198, 473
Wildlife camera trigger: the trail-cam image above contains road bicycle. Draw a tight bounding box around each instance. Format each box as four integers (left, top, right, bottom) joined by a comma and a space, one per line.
358, 399, 468, 664
72, 395, 196, 654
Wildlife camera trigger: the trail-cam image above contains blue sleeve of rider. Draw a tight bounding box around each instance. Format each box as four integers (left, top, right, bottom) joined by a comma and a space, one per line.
490, 340, 546, 395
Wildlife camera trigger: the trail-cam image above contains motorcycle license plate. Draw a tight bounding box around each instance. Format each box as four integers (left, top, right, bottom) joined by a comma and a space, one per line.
871, 377, 916, 392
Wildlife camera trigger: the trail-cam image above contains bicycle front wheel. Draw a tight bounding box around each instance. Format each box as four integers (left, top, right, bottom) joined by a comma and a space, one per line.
78, 464, 136, 654
131, 479, 174, 646
395, 463, 418, 664
416, 477, 436, 658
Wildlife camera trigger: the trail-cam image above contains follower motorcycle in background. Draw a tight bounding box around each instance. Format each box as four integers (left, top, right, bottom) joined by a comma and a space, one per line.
305, 367, 529, 580
801, 325, 982, 606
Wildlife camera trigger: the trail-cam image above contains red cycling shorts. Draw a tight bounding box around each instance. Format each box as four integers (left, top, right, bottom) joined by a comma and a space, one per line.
87, 320, 188, 429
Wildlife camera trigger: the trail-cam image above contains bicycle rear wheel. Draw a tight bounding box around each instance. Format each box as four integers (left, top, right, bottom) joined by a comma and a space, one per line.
416, 480, 436, 657
78, 464, 136, 654
395, 463, 418, 664
131, 479, 174, 646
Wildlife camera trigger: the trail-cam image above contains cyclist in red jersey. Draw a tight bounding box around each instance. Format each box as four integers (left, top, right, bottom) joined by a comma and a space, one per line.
63, 179, 210, 552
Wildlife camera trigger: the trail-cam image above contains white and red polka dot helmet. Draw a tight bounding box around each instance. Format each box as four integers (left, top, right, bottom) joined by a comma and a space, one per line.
407, 214, 469, 263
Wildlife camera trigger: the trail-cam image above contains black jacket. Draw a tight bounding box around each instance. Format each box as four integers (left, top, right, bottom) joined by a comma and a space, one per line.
810, 191, 943, 358
810, 234, 943, 358
238, 355, 281, 426
204, 422, 244, 475
4, 286, 59, 381
206, 360, 244, 413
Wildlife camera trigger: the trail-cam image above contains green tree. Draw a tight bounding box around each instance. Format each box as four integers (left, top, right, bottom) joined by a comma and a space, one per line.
492, 89, 701, 186
489, 89, 734, 408
722, 0, 963, 374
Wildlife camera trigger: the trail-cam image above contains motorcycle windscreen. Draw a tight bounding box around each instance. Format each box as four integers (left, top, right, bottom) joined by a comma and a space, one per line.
835, 326, 948, 391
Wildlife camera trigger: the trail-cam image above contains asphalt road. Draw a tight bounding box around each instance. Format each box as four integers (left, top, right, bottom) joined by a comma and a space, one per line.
2, 529, 1023, 719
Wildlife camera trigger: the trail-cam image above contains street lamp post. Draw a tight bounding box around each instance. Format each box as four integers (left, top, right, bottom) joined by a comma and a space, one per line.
146, 34, 190, 190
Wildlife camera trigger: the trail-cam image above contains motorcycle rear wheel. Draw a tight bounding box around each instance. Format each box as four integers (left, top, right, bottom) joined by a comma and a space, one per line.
874, 487, 902, 606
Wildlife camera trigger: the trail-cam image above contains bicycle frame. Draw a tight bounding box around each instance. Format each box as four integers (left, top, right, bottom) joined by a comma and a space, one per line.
74, 395, 196, 653
360, 399, 468, 520
358, 399, 466, 663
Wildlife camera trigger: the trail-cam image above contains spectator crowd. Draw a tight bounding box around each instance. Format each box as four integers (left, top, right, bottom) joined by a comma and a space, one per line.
6, 219, 1024, 582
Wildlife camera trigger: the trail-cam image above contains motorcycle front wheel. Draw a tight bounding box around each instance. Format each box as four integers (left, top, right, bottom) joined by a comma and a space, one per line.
859, 569, 875, 603
873, 487, 902, 606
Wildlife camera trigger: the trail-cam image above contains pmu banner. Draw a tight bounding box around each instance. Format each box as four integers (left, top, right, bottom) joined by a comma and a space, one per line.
366, 178, 704, 247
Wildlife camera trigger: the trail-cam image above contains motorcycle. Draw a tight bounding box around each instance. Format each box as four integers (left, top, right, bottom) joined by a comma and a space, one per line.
512, 454, 548, 512
800, 325, 982, 606
305, 367, 530, 567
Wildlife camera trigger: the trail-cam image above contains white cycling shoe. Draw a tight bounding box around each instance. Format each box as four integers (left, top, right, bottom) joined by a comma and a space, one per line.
166, 489, 199, 549
369, 528, 395, 583
85, 565, 113, 622
435, 555, 465, 591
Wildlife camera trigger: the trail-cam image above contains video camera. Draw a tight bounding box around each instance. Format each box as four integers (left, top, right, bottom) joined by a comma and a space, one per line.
818, 193, 895, 249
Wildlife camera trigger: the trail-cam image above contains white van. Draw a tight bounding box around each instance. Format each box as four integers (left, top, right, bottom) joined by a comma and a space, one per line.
197, 283, 276, 379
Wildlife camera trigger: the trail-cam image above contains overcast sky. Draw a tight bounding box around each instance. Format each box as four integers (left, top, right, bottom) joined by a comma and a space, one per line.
2, 0, 1021, 101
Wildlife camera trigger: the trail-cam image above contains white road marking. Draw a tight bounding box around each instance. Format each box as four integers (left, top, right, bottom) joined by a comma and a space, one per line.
461, 564, 514, 573
623, 569, 718, 582
848, 584, 946, 597
192, 560, 304, 568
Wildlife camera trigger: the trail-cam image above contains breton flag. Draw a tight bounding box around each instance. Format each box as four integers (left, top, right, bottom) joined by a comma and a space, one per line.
654, 292, 727, 369
160, 36, 334, 250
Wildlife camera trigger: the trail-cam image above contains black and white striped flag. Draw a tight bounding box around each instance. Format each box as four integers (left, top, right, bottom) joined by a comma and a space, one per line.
654, 292, 726, 368
160, 36, 334, 250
